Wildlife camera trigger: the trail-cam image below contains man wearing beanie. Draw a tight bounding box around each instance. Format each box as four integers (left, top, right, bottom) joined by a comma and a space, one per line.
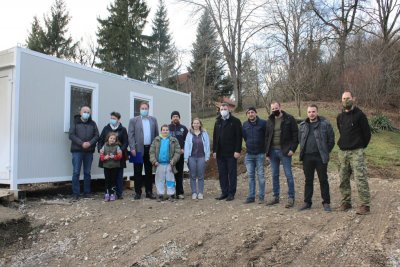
242, 107, 267, 204
169, 111, 188, 199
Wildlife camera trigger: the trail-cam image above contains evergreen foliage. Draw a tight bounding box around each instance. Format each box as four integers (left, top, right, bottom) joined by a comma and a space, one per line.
26, 0, 77, 60
96, 0, 150, 80
148, 0, 178, 87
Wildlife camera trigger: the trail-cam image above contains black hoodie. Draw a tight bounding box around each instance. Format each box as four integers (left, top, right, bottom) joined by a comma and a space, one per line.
336, 106, 371, 150
69, 115, 99, 153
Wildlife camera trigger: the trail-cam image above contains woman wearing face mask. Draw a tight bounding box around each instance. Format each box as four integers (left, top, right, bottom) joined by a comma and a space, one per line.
98, 111, 129, 199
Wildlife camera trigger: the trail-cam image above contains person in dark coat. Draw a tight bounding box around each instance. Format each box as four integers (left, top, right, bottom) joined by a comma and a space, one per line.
69, 106, 99, 200
168, 111, 188, 199
98, 111, 129, 199
265, 101, 299, 208
213, 103, 242, 201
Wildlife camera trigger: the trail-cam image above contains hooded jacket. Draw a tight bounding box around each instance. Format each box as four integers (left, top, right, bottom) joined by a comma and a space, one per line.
69, 115, 99, 153
265, 111, 299, 156
299, 116, 335, 164
336, 106, 371, 150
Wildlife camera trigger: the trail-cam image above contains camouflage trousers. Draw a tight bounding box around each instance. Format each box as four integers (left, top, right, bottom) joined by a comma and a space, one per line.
338, 148, 370, 206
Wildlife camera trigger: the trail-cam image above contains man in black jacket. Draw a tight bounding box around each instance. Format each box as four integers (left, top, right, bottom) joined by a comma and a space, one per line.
69, 106, 99, 200
298, 104, 335, 212
337, 91, 372, 215
265, 101, 298, 208
169, 111, 188, 199
213, 103, 242, 201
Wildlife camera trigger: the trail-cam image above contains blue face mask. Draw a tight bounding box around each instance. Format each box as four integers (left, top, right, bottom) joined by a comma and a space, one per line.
81, 112, 90, 121
110, 119, 118, 126
140, 110, 149, 117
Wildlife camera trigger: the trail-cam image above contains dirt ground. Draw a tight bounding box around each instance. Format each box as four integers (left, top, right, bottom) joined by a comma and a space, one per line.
1, 164, 400, 267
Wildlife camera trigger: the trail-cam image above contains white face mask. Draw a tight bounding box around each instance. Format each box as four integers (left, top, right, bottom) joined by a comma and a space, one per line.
220, 110, 229, 117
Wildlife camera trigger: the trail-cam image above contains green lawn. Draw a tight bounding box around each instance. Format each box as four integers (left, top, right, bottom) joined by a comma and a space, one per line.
200, 102, 400, 177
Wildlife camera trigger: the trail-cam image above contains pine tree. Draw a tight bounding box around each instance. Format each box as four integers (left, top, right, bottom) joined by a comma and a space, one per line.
189, 9, 227, 113
26, 16, 46, 53
96, 0, 150, 80
26, 0, 77, 60
148, 0, 178, 87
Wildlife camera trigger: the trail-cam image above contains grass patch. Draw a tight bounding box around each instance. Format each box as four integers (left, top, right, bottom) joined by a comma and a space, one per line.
200, 102, 400, 178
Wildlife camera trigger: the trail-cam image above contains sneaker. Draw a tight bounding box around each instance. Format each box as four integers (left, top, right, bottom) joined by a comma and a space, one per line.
110, 194, 116, 201
339, 203, 352, 211
146, 193, 156, 200
356, 205, 370, 215
192, 193, 197, 200
72, 195, 79, 202
157, 195, 163, 202
285, 198, 295, 208
323, 203, 332, 212
258, 199, 265, 204
133, 194, 141, 200
197, 193, 204, 200
298, 202, 312, 211
104, 193, 110, 202
178, 194, 185, 200
244, 198, 255, 204
266, 197, 280, 206
169, 196, 175, 202
83, 193, 92, 199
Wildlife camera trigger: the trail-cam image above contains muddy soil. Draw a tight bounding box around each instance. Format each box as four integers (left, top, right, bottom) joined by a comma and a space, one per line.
1, 165, 400, 267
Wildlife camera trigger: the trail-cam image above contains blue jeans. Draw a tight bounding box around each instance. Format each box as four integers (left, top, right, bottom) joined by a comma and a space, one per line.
188, 157, 206, 194
245, 153, 266, 200
269, 149, 295, 199
216, 156, 237, 197
71, 152, 93, 196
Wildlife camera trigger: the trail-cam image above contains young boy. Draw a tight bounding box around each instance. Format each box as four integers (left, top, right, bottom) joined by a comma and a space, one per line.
150, 124, 181, 201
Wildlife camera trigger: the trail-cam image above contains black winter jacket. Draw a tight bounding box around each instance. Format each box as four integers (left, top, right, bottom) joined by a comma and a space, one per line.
265, 111, 299, 156
242, 116, 267, 154
336, 106, 371, 150
299, 116, 335, 164
69, 115, 99, 153
97, 123, 129, 168
213, 114, 243, 157
168, 122, 188, 149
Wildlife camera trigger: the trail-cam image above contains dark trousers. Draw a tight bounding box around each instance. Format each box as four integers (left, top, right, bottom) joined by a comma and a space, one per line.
104, 168, 118, 194
174, 155, 185, 196
303, 153, 330, 205
216, 156, 237, 197
115, 168, 124, 198
133, 145, 153, 195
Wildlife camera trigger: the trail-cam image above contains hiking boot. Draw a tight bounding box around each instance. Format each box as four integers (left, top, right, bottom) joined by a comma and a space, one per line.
356, 205, 370, 215
339, 203, 352, 211
110, 194, 116, 201
298, 202, 312, 211
285, 198, 295, 208
266, 197, 280, 206
197, 193, 204, 200
133, 194, 141, 200
146, 193, 156, 200
323, 203, 332, 212
104, 193, 110, 202
244, 198, 255, 204
192, 193, 197, 200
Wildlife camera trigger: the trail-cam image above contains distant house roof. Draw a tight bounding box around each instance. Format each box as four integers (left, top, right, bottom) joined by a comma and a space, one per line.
215, 97, 236, 108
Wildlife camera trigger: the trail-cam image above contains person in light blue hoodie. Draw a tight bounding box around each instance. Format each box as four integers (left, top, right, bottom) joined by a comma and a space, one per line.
184, 118, 210, 200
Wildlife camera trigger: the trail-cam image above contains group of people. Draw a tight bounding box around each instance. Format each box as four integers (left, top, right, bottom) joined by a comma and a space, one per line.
68, 91, 372, 215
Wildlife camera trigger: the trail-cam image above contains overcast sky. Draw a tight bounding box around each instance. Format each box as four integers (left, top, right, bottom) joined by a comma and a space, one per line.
0, 0, 197, 67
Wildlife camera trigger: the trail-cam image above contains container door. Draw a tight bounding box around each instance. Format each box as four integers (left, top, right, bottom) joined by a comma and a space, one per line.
0, 70, 12, 182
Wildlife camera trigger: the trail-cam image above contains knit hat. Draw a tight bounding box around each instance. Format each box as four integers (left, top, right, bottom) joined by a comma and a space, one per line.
171, 111, 180, 119
246, 107, 257, 114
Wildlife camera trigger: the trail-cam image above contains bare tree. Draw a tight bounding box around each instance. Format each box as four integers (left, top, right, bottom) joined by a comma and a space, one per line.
178, 0, 268, 111
310, 0, 362, 94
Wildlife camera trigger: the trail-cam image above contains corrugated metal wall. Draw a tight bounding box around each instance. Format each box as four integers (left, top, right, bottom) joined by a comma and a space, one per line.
17, 50, 190, 182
